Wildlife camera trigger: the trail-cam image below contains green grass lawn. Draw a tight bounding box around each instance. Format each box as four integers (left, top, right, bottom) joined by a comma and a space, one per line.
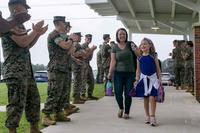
0, 83, 48, 106
0, 113, 45, 133
0, 83, 105, 106
0, 83, 104, 132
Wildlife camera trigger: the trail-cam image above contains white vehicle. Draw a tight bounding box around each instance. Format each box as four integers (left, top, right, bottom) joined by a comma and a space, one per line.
161, 72, 172, 86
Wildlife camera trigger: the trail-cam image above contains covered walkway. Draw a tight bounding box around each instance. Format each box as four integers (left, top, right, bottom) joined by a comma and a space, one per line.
42, 86, 200, 133
85, 0, 200, 102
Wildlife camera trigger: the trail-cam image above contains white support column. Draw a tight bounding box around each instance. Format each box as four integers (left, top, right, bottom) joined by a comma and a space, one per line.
128, 30, 132, 41
189, 31, 194, 41
189, 35, 194, 41
199, 12, 200, 22
183, 34, 188, 41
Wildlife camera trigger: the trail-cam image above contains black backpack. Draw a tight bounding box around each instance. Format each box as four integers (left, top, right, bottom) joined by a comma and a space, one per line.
127, 41, 137, 71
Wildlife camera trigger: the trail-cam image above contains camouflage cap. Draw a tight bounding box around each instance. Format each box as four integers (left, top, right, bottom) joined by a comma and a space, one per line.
74, 32, 82, 37
8, 0, 30, 9
65, 22, 72, 27
85, 34, 92, 38
103, 34, 110, 40
53, 16, 65, 23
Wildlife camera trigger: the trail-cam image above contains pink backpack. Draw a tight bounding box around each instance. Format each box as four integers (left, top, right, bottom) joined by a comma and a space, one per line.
157, 84, 165, 103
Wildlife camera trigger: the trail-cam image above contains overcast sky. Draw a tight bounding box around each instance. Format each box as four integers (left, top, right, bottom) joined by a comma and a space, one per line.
0, 0, 183, 70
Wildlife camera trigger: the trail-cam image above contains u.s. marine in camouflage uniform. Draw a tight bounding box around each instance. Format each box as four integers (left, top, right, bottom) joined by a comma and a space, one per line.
172, 40, 185, 90
1, 0, 48, 132
101, 34, 111, 81
71, 32, 88, 104
81, 34, 98, 100
42, 16, 73, 126
63, 22, 80, 116
96, 45, 104, 83
180, 40, 187, 89
182, 41, 194, 92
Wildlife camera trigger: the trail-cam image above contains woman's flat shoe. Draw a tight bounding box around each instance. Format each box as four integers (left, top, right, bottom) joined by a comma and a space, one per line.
118, 110, 123, 118
123, 114, 129, 119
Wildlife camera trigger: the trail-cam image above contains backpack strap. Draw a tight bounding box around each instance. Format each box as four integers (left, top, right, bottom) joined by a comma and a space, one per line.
127, 41, 137, 71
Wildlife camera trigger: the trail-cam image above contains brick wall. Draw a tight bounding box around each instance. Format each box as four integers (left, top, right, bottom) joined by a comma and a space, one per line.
194, 24, 200, 102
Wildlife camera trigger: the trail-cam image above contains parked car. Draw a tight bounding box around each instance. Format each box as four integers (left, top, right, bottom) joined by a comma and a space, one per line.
34, 71, 48, 82
161, 72, 172, 86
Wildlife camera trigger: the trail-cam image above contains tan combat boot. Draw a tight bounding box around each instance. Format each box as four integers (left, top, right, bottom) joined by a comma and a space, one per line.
64, 106, 79, 116
69, 104, 76, 109
73, 96, 85, 104
87, 95, 99, 100
30, 123, 42, 133
185, 86, 190, 92
175, 85, 179, 90
8, 128, 16, 133
181, 84, 184, 90
181, 84, 185, 90
42, 114, 56, 126
188, 86, 193, 92
54, 112, 71, 122
80, 94, 88, 101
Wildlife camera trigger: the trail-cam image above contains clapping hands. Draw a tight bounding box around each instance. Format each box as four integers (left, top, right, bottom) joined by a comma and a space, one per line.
32, 20, 48, 35
91, 45, 97, 50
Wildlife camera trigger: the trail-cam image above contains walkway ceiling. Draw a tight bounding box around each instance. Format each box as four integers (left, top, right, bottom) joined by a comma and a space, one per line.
85, 0, 200, 35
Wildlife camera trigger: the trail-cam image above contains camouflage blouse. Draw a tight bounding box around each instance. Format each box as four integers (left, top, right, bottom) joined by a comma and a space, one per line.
101, 42, 111, 69
1, 32, 32, 80
47, 30, 71, 72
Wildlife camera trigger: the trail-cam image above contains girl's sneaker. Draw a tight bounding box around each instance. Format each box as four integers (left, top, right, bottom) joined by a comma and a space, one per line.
150, 116, 157, 126
145, 116, 150, 124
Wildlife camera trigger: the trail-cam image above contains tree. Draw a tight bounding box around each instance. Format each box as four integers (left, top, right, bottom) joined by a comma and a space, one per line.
32, 64, 47, 73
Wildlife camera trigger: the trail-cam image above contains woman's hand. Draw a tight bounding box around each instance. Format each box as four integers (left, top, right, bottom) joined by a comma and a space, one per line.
107, 72, 112, 80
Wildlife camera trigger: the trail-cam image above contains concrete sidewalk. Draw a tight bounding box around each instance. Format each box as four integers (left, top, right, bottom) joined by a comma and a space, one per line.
41, 87, 200, 133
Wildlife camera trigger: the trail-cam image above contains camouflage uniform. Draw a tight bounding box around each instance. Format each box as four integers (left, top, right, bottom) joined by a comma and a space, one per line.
96, 47, 104, 83
1, 27, 40, 128
66, 55, 72, 105
81, 43, 95, 96
72, 42, 87, 99
101, 42, 111, 80
172, 41, 185, 88
180, 41, 187, 89
42, 30, 71, 114
183, 45, 194, 90
64, 21, 73, 106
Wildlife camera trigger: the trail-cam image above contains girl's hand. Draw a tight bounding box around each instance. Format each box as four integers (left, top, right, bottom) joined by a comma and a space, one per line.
158, 78, 162, 85
134, 80, 139, 87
